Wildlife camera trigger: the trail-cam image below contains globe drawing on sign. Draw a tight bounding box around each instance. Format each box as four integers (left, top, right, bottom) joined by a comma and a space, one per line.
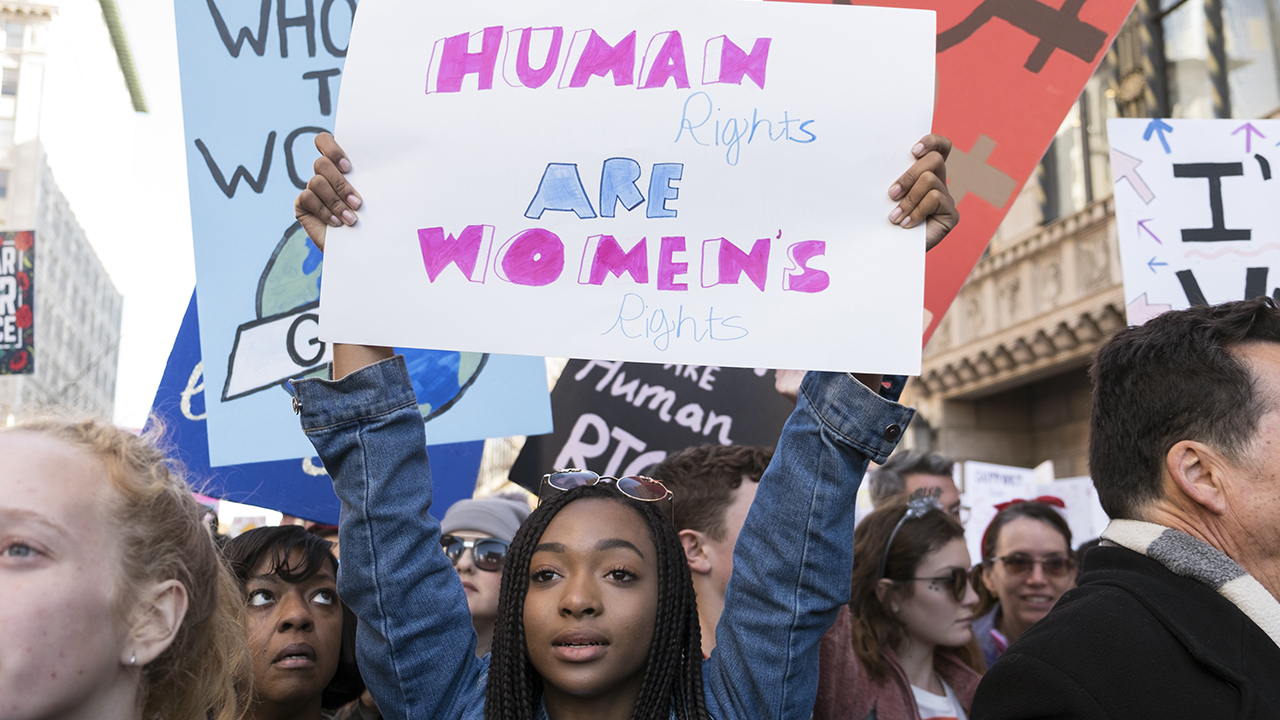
257, 222, 488, 421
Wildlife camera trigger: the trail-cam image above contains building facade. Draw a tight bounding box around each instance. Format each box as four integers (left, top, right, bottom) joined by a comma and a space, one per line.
0, 2, 123, 420
902, 0, 1280, 480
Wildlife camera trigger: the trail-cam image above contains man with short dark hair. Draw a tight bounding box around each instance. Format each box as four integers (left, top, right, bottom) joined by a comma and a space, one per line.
652, 444, 773, 656
972, 298, 1280, 718
868, 449, 964, 521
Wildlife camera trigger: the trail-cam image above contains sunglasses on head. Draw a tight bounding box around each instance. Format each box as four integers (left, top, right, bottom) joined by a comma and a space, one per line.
440, 535, 510, 572
538, 469, 675, 523
989, 553, 1075, 577
911, 567, 972, 603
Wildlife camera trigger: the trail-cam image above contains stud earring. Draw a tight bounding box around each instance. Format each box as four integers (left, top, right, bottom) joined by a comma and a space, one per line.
129, 653, 136, 667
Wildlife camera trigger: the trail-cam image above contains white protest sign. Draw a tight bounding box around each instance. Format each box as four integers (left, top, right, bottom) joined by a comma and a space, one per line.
1109, 119, 1280, 324
959, 460, 1037, 564
320, 0, 935, 374
1045, 476, 1110, 548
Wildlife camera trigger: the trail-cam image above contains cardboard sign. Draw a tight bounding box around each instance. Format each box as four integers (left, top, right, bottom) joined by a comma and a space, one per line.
509, 359, 795, 488
174, 2, 553, 465
146, 292, 487, 524
319, 0, 934, 375
793, 0, 1137, 343
958, 460, 1037, 563
1109, 119, 1280, 324
0, 231, 33, 375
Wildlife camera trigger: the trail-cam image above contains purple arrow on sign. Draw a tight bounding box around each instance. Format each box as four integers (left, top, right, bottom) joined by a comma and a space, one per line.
1233, 122, 1267, 153
1138, 219, 1162, 244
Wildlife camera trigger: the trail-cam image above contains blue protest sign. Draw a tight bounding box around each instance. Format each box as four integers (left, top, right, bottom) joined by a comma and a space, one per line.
175, 0, 552, 467
147, 291, 485, 524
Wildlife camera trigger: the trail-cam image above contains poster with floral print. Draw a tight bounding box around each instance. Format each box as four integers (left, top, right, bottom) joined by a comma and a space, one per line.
0, 230, 33, 375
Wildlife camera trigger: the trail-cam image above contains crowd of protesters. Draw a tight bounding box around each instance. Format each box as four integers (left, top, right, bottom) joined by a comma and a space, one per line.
4, 127, 1279, 720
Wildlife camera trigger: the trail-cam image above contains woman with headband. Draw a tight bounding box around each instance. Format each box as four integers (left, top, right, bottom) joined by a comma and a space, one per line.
815, 490, 983, 720
969, 499, 1077, 667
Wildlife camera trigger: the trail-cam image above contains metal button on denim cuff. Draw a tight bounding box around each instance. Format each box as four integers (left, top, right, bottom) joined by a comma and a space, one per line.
883, 424, 902, 441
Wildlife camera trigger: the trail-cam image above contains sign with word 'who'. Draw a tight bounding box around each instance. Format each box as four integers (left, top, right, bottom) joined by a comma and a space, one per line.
1109, 119, 1280, 324
319, 0, 935, 374
0, 231, 33, 375
175, 0, 553, 466
148, 291, 487, 524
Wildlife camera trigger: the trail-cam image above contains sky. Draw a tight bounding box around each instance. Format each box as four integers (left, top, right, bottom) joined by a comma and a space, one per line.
40, 0, 196, 429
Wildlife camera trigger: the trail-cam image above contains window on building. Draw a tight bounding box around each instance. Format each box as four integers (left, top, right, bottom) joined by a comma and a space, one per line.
5, 23, 21, 51
0, 169, 10, 199
1039, 66, 1118, 223
2, 68, 16, 96
1163, 0, 1214, 118
1224, 0, 1280, 118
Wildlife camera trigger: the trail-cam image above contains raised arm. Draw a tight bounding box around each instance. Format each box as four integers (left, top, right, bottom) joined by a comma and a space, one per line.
294, 357, 488, 720
702, 371, 913, 720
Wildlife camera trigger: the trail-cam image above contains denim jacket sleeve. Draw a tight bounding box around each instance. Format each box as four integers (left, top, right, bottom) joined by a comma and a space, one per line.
702, 371, 913, 720
293, 356, 487, 720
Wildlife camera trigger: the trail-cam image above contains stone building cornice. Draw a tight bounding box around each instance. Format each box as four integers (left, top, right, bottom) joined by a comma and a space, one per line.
0, 3, 54, 17
917, 196, 1124, 401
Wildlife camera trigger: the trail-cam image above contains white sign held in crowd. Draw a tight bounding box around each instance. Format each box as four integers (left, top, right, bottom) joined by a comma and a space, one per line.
958, 461, 1038, 563
320, 0, 935, 374
1109, 118, 1280, 325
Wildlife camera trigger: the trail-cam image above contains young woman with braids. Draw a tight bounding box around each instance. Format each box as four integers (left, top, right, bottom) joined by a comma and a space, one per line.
288, 130, 957, 720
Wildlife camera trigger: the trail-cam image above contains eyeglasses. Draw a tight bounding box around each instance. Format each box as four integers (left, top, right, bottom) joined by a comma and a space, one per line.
440, 535, 510, 572
911, 567, 972, 603
989, 553, 1075, 577
539, 469, 675, 523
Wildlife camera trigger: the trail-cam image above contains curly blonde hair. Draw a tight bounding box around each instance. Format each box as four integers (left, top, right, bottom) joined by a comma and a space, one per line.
11, 416, 250, 720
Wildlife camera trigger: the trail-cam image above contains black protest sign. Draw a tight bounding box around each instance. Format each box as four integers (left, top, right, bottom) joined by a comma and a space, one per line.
511, 360, 795, 490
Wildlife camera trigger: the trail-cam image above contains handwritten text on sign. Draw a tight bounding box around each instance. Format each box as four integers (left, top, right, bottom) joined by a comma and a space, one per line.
321, 0, 934, 374
1109, 119, 1280, 325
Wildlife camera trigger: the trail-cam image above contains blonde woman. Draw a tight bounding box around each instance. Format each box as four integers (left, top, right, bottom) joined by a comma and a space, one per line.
0, 417, 250, 720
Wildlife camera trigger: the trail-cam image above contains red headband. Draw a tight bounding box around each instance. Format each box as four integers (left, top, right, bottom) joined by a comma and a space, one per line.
980, 496, 1067, 559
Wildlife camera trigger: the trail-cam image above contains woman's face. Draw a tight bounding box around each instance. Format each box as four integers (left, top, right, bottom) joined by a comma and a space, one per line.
982, 517, 1075, 631
523, 498, 659, 710
893, 537, 977, 651
244, 550, 344, 710
0, 432, 133, 717
448, 529, 505, 624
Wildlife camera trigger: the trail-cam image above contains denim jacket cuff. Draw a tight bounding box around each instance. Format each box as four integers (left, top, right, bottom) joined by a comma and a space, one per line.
799, 371, 915, 464
291, 355, 417, 432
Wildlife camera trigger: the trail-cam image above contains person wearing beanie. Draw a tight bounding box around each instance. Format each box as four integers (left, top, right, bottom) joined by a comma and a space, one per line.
439, 495, 532, 656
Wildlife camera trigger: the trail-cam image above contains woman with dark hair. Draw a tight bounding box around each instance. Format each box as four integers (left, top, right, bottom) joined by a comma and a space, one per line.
815, 491, 983, 720
969, 500, 1076, 667
223, 525, 367, 720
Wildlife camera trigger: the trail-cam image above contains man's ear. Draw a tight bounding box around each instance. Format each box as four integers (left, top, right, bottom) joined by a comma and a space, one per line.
679, 529, 713, 575
1164, 440, 1230, 515
124, 579, 189, 668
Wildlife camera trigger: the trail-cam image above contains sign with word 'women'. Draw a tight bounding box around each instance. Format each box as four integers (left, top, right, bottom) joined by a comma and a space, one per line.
320, 0, 935, 374
1109, 119, 1280, 325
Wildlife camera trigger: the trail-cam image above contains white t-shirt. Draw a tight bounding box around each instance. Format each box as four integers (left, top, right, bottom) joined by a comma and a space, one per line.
911, 678, 967, 720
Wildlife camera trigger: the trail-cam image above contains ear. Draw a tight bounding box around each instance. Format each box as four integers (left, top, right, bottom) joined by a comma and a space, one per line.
679, 529, 713, 575
873, 578, 898, 612
976, 564, 997, 595
1164, 440, 1230, 515
125, 579, 189, 668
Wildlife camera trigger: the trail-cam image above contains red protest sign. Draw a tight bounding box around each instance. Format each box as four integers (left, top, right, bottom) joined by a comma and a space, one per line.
775, 0, 1136, 342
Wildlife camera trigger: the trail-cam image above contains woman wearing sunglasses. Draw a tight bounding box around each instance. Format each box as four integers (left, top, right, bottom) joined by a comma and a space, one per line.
815, 491, 982, 720
439, 495, 531, 657
969, 500, 1076, 668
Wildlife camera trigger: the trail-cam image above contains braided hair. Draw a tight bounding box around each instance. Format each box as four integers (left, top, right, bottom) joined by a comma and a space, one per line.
485, 484, 709, 720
